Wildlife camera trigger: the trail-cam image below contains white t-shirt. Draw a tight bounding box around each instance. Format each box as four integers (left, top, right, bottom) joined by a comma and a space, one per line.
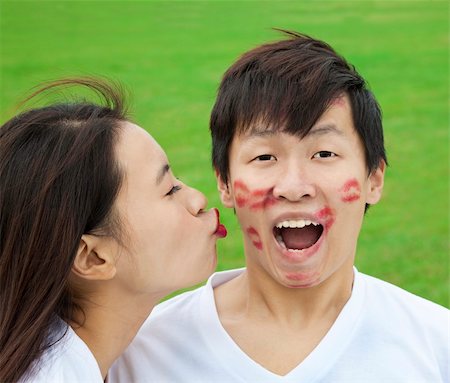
110, 268, 449, 383
22, 323, 103, 383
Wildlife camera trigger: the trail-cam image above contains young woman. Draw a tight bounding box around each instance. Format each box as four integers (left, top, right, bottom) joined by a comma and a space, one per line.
0, 78, 227, 382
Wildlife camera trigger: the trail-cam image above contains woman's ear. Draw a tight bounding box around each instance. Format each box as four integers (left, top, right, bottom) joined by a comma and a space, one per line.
216, 170, 235, 208
72, 235, 117, 281
366, 160, 386, 205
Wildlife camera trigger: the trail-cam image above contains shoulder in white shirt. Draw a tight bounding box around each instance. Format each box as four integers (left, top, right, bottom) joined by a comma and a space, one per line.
110, 268, 449, 383
22, 321, 103, 383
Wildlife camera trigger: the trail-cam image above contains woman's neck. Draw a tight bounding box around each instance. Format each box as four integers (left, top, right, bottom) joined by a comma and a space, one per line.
71, 287, 161, 379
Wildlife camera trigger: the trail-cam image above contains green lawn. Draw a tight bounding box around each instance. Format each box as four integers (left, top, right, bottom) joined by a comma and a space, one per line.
1, 0, 448, 307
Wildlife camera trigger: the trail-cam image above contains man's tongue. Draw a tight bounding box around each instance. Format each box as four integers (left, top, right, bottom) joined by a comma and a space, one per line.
281, 226, 321, 250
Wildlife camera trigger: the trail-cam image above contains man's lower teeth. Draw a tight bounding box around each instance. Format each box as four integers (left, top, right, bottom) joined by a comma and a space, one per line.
276, 234, 302, 251
276, 234, 286, 249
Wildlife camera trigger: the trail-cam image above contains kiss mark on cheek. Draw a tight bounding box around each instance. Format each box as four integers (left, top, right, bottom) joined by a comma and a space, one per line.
234, 179, 277, 210
235, 195, 248, 208
250, 194, 277, 210
246, 227, 263, 250
315, 207, 335, 231
340, 178, 361, 202
234, 180, 250, 208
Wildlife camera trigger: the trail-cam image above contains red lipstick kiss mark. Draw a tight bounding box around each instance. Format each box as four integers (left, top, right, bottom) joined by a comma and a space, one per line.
331, 95, 345, 108
340, 178, 361, 203
235, 195, 248, 208
285, 272, 310, 281
250, 194, 277, 210
315, 206, 335, 230
234, 180, 250, 208
285, 272, 321, 288
234, 179, 277, 211
246, 227, 262, 250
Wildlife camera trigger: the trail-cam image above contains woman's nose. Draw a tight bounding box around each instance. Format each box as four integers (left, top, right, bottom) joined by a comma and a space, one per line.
184, 184, 208, 215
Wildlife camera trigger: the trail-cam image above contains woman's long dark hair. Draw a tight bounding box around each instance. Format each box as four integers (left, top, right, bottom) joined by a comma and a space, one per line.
0, 78, 128, 382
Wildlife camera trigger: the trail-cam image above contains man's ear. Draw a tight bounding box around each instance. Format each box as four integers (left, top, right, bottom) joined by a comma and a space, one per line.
72, 234, 117, 281
215, 170, 235, 208
366, 160, 386, 205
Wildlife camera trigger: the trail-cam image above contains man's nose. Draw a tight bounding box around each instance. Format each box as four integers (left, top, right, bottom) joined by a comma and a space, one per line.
272, 162, 316, 202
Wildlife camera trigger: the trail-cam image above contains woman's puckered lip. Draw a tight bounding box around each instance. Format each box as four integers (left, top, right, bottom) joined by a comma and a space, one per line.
213, 208, 227, 238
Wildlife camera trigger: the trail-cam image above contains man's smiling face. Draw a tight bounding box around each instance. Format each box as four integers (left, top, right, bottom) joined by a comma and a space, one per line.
217, 95, 385, 288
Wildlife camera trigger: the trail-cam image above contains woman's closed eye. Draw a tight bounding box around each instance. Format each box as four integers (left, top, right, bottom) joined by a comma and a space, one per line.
166, 184, 182, 196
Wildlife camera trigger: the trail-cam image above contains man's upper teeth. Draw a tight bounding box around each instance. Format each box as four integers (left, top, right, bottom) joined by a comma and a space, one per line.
275, 219, 319, 228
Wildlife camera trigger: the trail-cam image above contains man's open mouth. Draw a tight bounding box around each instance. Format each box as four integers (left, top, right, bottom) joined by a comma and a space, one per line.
273, 219, 324, 251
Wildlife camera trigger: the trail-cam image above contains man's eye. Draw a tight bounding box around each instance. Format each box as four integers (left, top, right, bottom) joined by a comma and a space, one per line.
166, 185, 182, 196
313, 151, 336, 159
254, 154, 276, 161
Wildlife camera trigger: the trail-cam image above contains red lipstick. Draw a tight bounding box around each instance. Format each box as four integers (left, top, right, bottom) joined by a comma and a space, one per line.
214, 208, 227, 238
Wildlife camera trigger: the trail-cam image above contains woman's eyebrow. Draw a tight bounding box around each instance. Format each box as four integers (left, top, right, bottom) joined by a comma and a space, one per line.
155, 163, 170, 185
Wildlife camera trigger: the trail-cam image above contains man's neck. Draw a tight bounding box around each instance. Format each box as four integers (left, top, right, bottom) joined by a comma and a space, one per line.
213, 261, 355, 375
250, 264, 353, 326
215, 260, 354, 328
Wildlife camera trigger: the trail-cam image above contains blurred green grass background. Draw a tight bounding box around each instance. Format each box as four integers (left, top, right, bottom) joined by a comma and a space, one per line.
1, 0, 448, 307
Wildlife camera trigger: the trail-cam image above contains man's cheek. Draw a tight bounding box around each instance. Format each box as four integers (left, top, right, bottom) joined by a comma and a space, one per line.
339, 178, 361, 203
234, 179, 278, 210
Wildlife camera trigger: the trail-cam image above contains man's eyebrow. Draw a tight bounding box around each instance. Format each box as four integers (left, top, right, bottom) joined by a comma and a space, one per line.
156, 163, 170, 185
244, 124, 344, 140
245, 128, 278, 138
307, 124, 344, 137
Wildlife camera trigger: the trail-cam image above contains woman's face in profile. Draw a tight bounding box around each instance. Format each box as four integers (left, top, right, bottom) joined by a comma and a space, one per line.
112, 122, 223, 295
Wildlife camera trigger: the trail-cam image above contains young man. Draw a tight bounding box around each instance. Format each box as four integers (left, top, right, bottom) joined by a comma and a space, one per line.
109, 32, 449, 382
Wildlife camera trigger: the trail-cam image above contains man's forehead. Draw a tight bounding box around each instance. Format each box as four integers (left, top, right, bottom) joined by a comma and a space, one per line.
236, 118, 287, 137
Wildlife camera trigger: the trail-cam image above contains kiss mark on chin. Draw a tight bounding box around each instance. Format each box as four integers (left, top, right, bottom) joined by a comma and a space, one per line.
340, 178, 361, 203
285, 271, 320, 287
285, 272, 310, 281
234, 180, 277, 210
246, 227, 263, 250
